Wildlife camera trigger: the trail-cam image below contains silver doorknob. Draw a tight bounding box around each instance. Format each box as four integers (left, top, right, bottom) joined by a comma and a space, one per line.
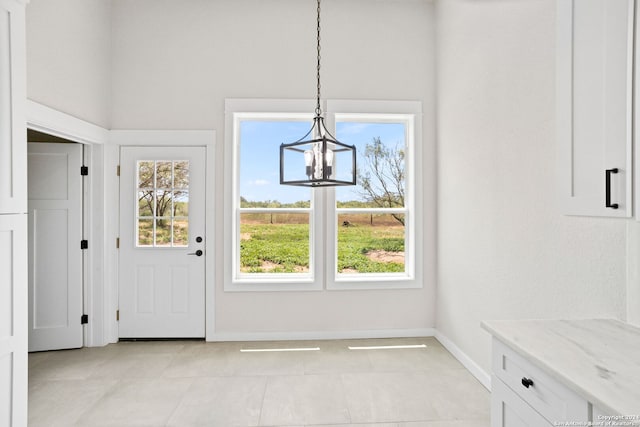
187, 250, 203, 256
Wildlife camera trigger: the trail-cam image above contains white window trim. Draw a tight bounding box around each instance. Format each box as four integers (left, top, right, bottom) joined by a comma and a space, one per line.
224, 99, 324, 291
224, 99, 423, 292
326, 100, 423, 290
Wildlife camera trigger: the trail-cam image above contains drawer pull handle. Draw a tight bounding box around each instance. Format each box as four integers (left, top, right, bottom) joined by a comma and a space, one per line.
521, 377, 534, 388
605, 168, 619, 209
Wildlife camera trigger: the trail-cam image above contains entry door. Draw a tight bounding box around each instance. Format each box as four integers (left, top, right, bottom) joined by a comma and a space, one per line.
119, 147, 206, 338
27, 142, 84, 352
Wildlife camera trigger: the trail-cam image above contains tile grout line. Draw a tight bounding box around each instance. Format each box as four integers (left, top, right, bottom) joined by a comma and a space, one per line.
256, 374, 270, 427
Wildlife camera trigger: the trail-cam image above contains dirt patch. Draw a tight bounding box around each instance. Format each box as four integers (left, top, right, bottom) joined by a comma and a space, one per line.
240, 232, 252, 241
366, 250, 404, 263
241, 261, 309, 273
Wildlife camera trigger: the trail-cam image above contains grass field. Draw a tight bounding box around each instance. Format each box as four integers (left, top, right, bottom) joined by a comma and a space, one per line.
240, 213, 404, 273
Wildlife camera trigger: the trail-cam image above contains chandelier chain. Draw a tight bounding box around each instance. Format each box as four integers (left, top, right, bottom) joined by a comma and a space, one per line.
316, 0, 322, 116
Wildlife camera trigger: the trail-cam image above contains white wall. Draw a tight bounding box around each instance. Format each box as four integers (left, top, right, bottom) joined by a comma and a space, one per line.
436, 0, 628, 375
26, 0, 111, 128
111, 0, 437, 337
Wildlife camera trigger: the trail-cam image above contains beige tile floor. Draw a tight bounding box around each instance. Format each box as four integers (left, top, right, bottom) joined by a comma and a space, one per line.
28, 337, 490, 427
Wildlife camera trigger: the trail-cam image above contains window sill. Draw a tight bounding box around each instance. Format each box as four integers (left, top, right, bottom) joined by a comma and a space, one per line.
328, 276, 422, 291
225, 276, 321, 292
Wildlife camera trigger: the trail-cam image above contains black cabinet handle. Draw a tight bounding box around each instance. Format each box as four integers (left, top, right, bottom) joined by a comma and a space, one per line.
606, 168, 619, 209
521, 377, 534, 388
188, 250, 203, 256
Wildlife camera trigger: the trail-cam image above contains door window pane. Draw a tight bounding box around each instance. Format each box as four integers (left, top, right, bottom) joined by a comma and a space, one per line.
155, 219, 172, 246
136, 160, 190, 247
138, 161, 154, 188
138, 190, 154, 216
174, 161, 189, 188
156, 161, 172, 188
138, 219, 154, 246
173, 219, 189, 246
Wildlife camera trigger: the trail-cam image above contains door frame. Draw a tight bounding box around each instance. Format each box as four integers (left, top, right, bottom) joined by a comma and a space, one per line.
27, 100, 110, 347
111, 130, 216, 341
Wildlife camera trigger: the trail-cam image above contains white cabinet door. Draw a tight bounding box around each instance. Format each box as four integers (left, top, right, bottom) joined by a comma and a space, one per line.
0, 214, 27, 427
28, 143, 84, 351
491, 376, 552, 427
557, 0, 634, 217
0, 0, 26, 214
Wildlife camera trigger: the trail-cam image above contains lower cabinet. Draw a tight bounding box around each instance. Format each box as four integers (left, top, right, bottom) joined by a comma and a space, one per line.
490, 338, 590, 426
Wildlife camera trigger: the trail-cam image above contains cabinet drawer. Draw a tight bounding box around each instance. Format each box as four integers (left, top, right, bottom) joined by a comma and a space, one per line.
492, 376, 553, 427
492, 339, 589, 424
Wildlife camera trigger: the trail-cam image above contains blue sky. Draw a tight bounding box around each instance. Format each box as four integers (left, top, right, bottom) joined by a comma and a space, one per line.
239, 120, 405, 204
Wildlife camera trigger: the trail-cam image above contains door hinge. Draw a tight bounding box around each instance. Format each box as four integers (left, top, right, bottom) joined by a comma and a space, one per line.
81, 240, 88, 250
81, 166, 89, 176
116, 310, 120, 321
81, 314, 89, 324
116, 237, 120, 249
116, 165, 120, 176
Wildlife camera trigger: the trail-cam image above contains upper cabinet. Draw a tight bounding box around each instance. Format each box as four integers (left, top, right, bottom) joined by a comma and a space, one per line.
557, 0, 634, 217
0, 0, 26, 214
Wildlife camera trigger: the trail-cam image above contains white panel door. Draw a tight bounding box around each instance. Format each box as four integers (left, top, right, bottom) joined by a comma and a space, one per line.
28, 143, 84, 351
557, 0, 634, 217
0, 0, 26, 214
0, 214, 27, 427
119, 147, 206, 338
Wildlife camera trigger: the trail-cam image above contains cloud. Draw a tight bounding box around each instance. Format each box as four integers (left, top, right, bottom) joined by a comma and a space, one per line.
251, 179, 269, 186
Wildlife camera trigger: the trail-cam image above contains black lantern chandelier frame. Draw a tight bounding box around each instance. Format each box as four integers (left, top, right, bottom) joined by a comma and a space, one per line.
279, 0, 356, 188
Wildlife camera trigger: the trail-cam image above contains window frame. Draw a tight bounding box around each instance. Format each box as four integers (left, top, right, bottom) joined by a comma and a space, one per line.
326, 100, 423, 290
224, 99, 423, 292
224, 100, 324, 291
135, 159, 191, 248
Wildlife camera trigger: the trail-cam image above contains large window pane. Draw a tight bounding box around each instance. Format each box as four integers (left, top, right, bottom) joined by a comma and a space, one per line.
337, 213, 405, 274
335, 122, 406, 207
239, 213, 310, 273
239, 121, 312, 206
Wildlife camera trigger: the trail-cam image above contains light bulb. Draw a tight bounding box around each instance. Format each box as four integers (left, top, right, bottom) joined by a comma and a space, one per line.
325, 148, 334, 178
304, 149, 314, 179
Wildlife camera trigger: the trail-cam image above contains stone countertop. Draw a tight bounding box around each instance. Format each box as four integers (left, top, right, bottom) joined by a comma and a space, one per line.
481, 318, 640, 416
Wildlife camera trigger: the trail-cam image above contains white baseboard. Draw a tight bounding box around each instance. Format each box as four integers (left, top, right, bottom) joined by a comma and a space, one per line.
208, 328, 436, 343
435, 330, 491, 391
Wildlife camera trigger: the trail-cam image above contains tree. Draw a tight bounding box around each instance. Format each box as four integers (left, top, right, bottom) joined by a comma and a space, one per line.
357, 137, 405, 225
138, 161, 189, 225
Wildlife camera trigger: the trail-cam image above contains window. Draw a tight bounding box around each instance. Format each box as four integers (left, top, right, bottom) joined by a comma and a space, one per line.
225, 99, 423, 291
334, 118, 411, 274
136, 160, 190, 247
237, 118, 314, 278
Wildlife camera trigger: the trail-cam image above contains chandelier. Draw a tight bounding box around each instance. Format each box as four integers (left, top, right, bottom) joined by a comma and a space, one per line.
279, 0, 356, 187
